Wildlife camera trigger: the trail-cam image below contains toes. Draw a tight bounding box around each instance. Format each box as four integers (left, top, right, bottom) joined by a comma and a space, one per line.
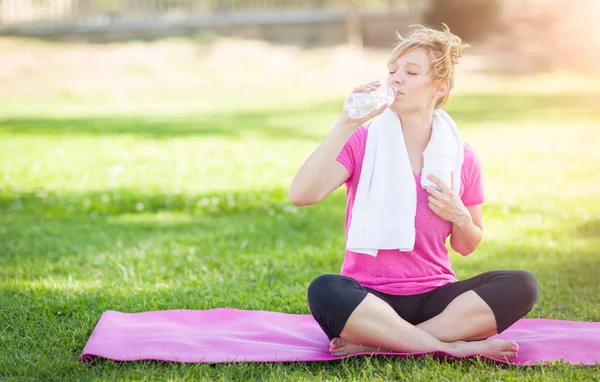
497, 339, 518, 352
329, 338, 339, 349
499, 351, 517, 361
500, 341, 518, 353
330, 337, 341, 350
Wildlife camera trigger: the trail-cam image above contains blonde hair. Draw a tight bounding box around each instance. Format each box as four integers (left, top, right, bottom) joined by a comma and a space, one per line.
388, 24, 468, 107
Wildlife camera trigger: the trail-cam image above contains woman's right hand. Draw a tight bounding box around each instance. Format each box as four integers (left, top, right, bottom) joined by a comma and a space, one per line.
338, 81, 389, 130
290, 82, 389, 206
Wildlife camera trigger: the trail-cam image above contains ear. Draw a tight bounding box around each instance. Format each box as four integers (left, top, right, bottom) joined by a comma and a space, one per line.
434, 80, 450, 99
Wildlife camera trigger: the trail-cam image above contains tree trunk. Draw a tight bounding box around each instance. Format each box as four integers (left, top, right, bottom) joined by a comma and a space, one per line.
345, 0, 362, 47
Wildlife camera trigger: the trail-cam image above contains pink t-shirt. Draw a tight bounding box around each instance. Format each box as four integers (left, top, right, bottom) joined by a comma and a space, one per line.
336, 125, 484, 296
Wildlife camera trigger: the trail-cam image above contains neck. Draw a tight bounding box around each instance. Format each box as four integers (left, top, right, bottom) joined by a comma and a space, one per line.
398, 109, 434, 148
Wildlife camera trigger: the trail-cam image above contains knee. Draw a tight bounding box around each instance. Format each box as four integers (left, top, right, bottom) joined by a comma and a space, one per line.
511, 270, 539, 311
307, 274, 362, 339
307, 274, 340, 312
307, 274, 361, 316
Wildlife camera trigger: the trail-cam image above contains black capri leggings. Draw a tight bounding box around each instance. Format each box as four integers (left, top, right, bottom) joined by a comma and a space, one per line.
307, 270, 538, 341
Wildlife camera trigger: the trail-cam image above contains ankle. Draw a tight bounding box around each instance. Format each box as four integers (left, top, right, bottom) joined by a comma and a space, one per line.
443, 340, 467, 356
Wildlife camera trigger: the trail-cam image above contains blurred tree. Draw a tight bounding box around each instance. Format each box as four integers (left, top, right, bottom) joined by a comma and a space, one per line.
345, 0, 362, 47
423, 0, 503, 42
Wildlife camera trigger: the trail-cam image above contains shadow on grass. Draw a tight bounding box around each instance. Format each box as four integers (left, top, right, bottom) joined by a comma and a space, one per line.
0, 106, 326, 141
444, 92, 600, 124
3, 185, 599, 310
0, 186, 348, 280
2, 185, 598, 287
574, 219, 600, 239
1, 92, 600, 140
0, 187, 302, 218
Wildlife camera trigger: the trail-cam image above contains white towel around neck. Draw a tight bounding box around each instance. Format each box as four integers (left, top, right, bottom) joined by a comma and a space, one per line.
346, 107, 464, 256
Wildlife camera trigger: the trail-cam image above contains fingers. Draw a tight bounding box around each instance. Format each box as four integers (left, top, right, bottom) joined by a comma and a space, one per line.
352, 81, 381, 94
344, 81, 386, 124
425, 185, 444, 198
364, 102, 388, 120
428, 195, 444, 209
428, 202, 440, 215
427, 174, 451, 194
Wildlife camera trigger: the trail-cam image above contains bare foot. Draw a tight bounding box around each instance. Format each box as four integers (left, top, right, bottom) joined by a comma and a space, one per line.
449, 339, 519, 361
329, 337, 518, 361
329, 337, 390, 356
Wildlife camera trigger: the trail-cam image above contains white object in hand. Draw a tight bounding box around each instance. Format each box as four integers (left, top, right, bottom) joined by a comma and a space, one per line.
343, 84, 397, 119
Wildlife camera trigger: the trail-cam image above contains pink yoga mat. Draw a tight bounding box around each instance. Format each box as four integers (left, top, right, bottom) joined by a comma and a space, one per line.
79, 308, 600, 366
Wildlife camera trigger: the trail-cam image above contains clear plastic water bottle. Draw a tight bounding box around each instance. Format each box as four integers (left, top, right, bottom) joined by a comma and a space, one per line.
343, 84, 397, 119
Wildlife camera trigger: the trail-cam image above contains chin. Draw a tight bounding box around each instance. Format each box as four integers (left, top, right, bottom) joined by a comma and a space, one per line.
389, 103, 414, 114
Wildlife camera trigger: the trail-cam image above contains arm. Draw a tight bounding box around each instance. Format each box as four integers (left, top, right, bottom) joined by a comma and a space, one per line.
425, 175, 483, 256
449, 204, 483, 256
289, 81, 387, 206
288, 120, 354, 206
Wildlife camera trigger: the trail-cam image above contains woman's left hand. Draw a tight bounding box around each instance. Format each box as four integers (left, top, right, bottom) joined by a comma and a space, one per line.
425, 174, 471, 227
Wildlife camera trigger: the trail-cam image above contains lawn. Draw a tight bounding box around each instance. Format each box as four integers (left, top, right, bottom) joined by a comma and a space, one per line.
1, 38, 600, 380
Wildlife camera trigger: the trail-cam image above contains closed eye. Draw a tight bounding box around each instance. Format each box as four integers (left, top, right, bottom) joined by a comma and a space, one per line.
407, 71, 417, 75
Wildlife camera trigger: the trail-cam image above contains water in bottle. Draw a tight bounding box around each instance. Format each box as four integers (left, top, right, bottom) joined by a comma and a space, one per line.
343, 84, 397, 119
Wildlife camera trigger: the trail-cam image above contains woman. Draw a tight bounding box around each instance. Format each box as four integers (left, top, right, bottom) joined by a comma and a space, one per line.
288, 24, 538, 361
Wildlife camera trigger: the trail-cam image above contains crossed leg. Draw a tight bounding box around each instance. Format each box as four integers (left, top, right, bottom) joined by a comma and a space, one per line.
309, 271, 538, 361
329, 292, 518, 361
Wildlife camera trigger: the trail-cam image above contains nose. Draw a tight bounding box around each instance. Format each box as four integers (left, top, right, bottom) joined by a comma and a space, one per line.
389, 72, 403, 86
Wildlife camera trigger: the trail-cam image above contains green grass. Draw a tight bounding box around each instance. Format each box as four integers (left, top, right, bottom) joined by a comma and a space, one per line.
2, 79, 600, 380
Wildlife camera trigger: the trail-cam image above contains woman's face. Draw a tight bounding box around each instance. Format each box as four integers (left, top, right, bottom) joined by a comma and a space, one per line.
387, 47, 445, 114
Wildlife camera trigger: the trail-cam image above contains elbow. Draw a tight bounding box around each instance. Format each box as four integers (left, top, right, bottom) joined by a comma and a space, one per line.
450, 231, 483, 256
450, 240, 478, 256
288, 188, 316, 206
456, 241, 483, 256
289, 196, 313, 206
456, 247, 475, 257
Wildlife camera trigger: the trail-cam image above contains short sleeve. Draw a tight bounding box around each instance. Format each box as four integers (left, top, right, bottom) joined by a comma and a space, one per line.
336, 126, 367, 180
460, 145, 485, 206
